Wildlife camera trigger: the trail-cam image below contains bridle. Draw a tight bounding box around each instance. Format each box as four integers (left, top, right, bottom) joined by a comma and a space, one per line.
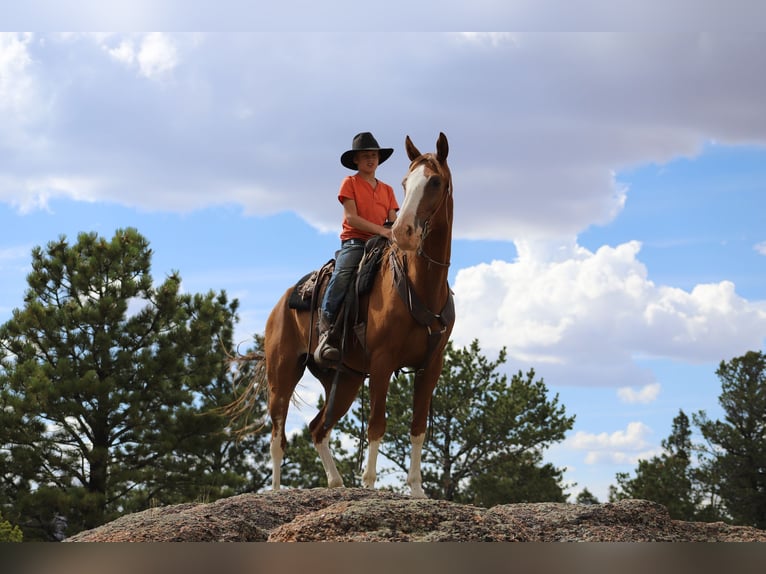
408, 157, 452, 268
417, 216, 451, 268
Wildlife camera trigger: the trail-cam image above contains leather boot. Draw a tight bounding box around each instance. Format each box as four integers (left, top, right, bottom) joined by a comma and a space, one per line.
314, 313, 340, 364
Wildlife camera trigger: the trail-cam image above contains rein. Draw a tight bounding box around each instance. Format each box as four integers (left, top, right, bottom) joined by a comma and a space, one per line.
389, 248, 455, 374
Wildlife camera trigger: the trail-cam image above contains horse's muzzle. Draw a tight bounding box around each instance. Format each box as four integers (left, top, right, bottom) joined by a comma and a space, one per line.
392, 220, 422, 251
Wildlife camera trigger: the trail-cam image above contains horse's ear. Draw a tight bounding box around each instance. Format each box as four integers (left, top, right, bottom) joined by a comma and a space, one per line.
405, 135, 421, 161
436, 132, 449, 163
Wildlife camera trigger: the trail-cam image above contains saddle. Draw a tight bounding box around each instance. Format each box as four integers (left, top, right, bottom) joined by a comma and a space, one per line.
287, 235, 389, 324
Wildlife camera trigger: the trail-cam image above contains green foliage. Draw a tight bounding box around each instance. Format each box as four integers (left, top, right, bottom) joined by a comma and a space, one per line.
463, 450, 568, 506
0, 511, 22, 542
575, 487, 600, 505
694, 351, 766, 528
352, 339, 575, 502
610, 410, 704, 520
0, 229, 270, 540
611, 352, 766, 525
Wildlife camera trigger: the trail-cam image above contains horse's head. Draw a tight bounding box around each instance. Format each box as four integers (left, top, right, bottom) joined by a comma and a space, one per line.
392, 132, 452, 254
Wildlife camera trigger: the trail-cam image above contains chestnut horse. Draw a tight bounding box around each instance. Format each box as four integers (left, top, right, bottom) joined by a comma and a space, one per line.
232, 133, 453, 498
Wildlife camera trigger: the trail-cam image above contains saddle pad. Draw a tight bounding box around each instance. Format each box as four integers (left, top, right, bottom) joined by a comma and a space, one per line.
287, 260, 335, 311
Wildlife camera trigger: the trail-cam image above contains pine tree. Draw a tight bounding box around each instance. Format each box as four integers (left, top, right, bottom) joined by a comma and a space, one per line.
0, 229, 269, 540
610, 410, 701, 520
575, 487, 600, 505
694, 351, 766, 527
0, 511, 22, 542
348, 340, 574, 502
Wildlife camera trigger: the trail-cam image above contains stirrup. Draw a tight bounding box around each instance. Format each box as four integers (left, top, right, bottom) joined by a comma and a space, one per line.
314, 331, 340, 364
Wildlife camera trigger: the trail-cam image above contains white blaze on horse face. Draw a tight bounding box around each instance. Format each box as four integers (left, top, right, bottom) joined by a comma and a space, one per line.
393, 164, 428, 251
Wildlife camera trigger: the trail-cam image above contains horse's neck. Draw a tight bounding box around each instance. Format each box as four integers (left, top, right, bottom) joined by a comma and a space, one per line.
408, 211, 452, 309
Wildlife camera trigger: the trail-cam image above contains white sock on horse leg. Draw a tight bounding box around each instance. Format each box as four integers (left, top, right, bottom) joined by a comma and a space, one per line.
362, 439, 381, 488
407, 433, 427, 498
270, 432, 284, 491
316, 435, 344, 488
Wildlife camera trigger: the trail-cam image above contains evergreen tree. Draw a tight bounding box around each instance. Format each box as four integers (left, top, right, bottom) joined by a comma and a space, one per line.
463, 450, 568, 507
610, 410, 701, 520
0, 511, 22, 542
0, 229, 269, 540
354, 340, 574, 502
575, 487, 600, 505
694, 351, 766, 528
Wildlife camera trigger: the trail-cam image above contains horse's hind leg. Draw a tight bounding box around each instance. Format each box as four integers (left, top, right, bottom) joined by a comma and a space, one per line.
267, 350, 306, 490
363, 365, 395, 490
308, 369, 363, 488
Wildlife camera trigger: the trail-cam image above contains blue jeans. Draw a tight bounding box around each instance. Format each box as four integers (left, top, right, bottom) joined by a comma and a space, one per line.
320, 239, 365, 323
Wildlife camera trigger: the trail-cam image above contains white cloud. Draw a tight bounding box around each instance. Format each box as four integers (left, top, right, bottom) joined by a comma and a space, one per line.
456, 32, 516, 48
1, 176, 103, 214
755, 242, 766, 256
0, 32, 33, 110
569, 421, 662, 465
107, 39, 135, 65
100, 33, 178, 79
571, 421, 652, 450
2, 32, 766, 243
617, 382, 661, 404
0, 32, 44, 149
137, 33, 178, 79
452, 239, 766, 387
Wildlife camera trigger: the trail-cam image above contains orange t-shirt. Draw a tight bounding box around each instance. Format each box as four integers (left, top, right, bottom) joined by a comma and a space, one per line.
338, 174, 399, 241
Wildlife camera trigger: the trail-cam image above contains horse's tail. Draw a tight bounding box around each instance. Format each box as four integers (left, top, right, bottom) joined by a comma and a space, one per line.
220, 348, 269, 439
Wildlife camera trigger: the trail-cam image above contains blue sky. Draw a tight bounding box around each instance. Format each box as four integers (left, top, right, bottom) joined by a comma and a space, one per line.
1, 23, 765, 502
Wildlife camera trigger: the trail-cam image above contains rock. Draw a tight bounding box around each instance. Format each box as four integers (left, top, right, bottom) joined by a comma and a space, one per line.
64, 488, 766, 543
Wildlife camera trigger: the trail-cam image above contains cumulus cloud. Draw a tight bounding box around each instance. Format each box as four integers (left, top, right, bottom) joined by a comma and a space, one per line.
2, 32, 766, 237
136, 33, 178, 79
0, 32, 44, 149
617, 382, 661, 404
452, 239, 766, 387
755, 241, 766, 256
107, 39, 135, 65
569, 421, 661, 465
0, 33, 32, 110
100, 33, 178, 80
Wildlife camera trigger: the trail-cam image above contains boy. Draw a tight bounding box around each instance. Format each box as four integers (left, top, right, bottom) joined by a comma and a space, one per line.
315, 132, 398, 364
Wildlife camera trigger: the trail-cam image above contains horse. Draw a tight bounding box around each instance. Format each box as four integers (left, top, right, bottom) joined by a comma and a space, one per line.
229, 132, 454, 498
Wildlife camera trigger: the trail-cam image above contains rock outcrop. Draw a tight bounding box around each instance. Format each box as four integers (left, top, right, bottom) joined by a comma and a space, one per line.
65, 488, 766, 542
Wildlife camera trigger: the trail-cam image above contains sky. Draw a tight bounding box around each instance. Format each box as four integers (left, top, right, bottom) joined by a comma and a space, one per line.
2, 7, 766, 502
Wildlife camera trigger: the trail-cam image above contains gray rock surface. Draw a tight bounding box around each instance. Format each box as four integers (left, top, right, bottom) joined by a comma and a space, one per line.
65, 487, 766, 542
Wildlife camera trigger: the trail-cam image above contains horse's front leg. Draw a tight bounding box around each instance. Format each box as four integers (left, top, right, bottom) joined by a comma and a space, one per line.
407, 432, 426, 498
363, 366, 394, 489
361, 438, 380, 488
407, 361, 443, 498
315, 434, 344, 488
270, 418, 285, 490
310, 369, 364, 489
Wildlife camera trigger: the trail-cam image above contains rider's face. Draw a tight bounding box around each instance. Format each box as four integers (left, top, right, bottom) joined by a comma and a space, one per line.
354, 151, 379, 174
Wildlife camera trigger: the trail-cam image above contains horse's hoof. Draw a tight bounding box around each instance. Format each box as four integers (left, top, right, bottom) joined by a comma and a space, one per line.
410, 486, 427, 499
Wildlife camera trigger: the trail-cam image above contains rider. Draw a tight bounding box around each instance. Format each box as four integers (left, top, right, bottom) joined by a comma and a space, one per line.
314, 132, 399, 364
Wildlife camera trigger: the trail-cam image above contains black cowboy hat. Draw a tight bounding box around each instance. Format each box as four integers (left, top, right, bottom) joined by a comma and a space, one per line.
340, 132, 394, 170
